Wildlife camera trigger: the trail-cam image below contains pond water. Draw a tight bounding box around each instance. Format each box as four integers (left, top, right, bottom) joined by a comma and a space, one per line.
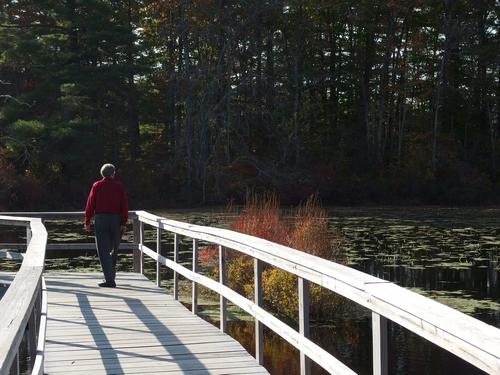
316, 207, 499, 375
1, 207, 499, 375
334, 207, 500, 325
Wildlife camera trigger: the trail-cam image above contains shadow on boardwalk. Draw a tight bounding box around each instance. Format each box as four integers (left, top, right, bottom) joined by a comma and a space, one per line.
43, 272, 268, 374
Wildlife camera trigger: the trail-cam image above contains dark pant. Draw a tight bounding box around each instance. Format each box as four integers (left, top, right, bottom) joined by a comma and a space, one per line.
95, 213, 121, 283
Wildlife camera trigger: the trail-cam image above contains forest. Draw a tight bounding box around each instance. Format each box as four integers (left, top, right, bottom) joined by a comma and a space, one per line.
0, 0, 499, 210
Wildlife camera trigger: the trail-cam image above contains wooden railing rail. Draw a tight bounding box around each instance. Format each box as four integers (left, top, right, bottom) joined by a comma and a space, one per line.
0, 211, 138, 254
0, 211, 91, 219
133, 210, 500, 375
0, 215, 48, 375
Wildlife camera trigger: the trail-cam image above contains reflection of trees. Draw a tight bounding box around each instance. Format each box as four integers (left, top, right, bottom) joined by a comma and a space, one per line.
227, 315, 373, 375
228, 321, 300, 375
487, 254, 498, 290
389, 325, 484, 375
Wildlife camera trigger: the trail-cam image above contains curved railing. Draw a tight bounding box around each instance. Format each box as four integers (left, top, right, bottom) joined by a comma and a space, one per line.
133, 210, 500, 375
0, 215, 48, 375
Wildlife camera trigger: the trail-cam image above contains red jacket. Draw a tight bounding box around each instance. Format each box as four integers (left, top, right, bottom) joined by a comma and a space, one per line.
84, 177, 128, 225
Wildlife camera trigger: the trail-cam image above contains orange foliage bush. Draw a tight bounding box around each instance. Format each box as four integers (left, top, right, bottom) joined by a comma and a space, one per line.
291, 193, 344, 259
225, 192, 345, 321
230, 192, 290, 245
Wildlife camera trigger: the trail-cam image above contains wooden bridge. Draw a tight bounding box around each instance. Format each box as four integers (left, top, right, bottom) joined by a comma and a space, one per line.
0, 211, 499, 375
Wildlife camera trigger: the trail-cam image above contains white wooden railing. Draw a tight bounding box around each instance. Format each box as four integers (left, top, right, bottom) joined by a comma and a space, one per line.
0, 216, 48, 375
133, 210, 500, 375
1, 211, 499, 375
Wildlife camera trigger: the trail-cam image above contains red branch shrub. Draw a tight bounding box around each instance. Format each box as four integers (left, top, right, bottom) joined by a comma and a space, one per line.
224, 192, 345, 321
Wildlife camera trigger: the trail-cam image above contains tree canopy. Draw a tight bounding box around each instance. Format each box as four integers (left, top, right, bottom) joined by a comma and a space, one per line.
1, 0, 499, 209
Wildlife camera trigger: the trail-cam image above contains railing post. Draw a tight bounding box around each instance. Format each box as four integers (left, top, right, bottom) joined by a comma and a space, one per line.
254, 258, 263, 365
26, 226, 32, 247
192, 239, 198, 314
299, 277, 311, 375
9, 352, 19, 375
173, 233, 179, 300
156, 220, 161, 287
32, 277, 48, 375
219, 245, 227, 333
139, 221, 144, 274
35, 278, 42, 328
372, 312, 388, 375
132, 217, 141, 272
27, 301, 38, 372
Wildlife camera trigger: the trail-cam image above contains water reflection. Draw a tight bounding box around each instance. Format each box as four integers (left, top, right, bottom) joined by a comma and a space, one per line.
388, 325, 482, 375
226, 321, 300, 375
223, 310, 487, 375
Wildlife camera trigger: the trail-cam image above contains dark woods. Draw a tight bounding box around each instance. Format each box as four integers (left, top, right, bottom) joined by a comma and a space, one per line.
0, 1, 499, 210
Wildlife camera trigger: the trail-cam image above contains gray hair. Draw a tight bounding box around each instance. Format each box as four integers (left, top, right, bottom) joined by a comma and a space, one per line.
100, 163, 116, 178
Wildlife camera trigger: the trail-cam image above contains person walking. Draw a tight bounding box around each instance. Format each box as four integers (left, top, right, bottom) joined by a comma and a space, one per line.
84, 163, 128, 287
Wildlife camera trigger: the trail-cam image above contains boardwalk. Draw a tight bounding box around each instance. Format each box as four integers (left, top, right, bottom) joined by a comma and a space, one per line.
44, 272, 269, 375
2, 212, 500, 375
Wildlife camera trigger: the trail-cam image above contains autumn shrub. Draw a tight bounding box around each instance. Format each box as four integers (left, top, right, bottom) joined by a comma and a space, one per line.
261, 269, 298, 319
198, 245, 219, 268
224, 192, 345, 322
224, 192, 289, 297
230, 191, 290, 244
291, 193, 343, 259
226, 252, 254, 297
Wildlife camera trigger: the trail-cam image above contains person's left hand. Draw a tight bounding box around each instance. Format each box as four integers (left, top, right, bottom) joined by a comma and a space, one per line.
120, 225, 126, 235
84, 223, 91, 232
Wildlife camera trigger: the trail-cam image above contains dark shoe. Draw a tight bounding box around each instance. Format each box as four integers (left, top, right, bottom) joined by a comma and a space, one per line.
98, 281, 116, 288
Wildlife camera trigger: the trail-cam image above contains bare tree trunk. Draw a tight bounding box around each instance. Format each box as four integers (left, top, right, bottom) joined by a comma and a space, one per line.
265, 30, 274, 115
328, 27, 339, 146
126, 1, 139, 161
476, 7, 496, 174
255, 8, 263, 126
490, 69, 500, 174
185, 95, 193, 203
347, 20, 356, 105
375, 14, 394, 164
197, 115, 209, 203
163, 18, 177, 150
432, 66, 443, 171
432, 0, 455, 172
174, 0, 187, 166
396, 26, 410, 165
360, 10, 378, 158
291, 4, 303, 165
360, 36, 373, 151
224, 55, 232, 164
292, 48, 301, 165
397, 61, 410, 166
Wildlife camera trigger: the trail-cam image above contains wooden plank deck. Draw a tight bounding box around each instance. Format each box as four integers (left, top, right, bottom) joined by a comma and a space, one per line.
44, 272, 269, 375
